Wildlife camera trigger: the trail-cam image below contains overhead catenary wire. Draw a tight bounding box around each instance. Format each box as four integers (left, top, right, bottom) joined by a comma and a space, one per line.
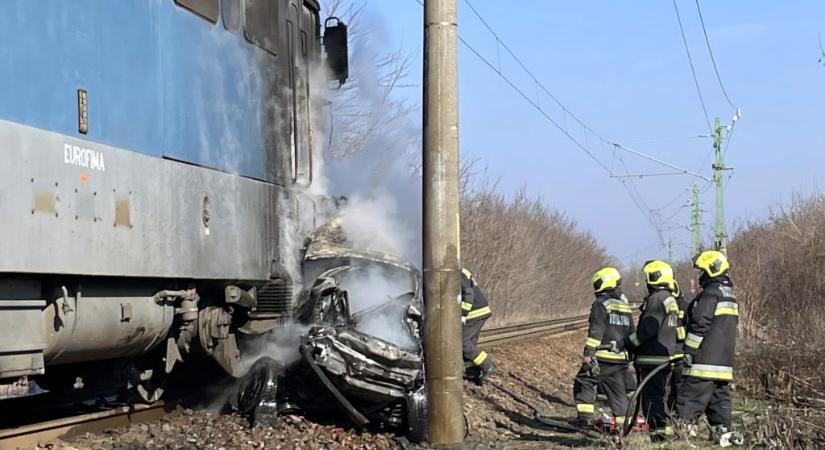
414, 0, 719, 247
459, 0, 703, 179
611, 143, 710, 180
626, 135, 710, 146
461, 0, 711, 243
456, 35, 612, 173
673, 0, 712, 132
694, 0, 738, 110
610, 171, 694, 179
652, 186, 691, 214
461, 0, 613, 146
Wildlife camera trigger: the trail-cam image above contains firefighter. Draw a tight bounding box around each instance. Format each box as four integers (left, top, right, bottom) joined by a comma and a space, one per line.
573, 267, 634, 430
668, 279, 689, 411
460, 268, 497, 384
609, 260, 681, 440
675, 251, 738, 441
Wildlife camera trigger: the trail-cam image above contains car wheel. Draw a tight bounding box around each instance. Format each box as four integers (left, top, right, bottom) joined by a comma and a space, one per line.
404, 386, 428, 443
234, 357, 283, 426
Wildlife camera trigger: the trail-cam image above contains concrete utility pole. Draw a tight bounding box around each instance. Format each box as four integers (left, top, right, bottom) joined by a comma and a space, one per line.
690, 184, 702, 256
712, 117, 728, 255
422, 0, 464, 445
667, 238, 673, 262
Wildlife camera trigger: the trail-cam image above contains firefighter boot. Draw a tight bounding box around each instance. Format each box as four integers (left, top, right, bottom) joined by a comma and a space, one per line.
572, 415, 594, 430
476, 357, 498, 385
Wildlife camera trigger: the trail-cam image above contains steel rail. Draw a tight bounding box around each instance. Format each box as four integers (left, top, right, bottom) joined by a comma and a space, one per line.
478, 314, 590, 346
479, 307, 642, 346
0, 402, 180, 450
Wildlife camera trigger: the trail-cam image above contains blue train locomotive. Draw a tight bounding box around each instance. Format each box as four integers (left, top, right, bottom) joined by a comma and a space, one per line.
0, 0, 347, 402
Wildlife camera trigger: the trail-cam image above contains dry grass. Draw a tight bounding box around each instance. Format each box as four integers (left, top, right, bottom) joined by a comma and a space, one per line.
459, 165, 611, 327
723, 195, 825, 448
728, 195, 825, 346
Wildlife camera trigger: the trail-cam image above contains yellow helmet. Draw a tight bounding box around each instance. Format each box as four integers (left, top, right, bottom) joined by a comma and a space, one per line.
694, 250, 729, 278
669, 280, 681, 297
592, 267, 622, 293
643, 260, 674, 288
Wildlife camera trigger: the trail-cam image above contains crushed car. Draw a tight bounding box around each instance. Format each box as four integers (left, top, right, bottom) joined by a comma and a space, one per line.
230, 218, 428, 442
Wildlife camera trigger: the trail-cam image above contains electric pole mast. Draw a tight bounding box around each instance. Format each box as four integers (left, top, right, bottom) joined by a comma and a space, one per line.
667, 238, 673, 261
712, 117, 728, 255
691, 184, 702, 256
423, 0, 464, 445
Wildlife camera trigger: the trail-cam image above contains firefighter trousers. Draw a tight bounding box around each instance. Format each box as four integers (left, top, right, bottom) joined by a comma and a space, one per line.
573, 361, 629, 423
637, 365, 672, 434
675, 376, 732, 427
667, 361, 684, 411
462, 317, 491, 369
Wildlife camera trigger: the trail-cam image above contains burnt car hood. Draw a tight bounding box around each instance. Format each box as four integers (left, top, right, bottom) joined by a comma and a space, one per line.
298, 218, 424, 404
303, 217, 417, 274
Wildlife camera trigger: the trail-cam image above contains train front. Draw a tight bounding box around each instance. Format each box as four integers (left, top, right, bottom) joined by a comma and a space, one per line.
0, 0, 348, 406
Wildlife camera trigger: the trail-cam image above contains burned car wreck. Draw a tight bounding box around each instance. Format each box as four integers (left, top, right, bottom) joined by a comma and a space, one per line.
232, 219, 428, 442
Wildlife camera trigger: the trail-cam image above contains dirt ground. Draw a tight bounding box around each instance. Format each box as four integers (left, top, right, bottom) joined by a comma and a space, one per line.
35, 331, 723, 450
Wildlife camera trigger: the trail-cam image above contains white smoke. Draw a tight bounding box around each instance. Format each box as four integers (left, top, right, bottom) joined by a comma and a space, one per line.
340, 265, 418, 350
337, 195, 413, 259
322, 6, 423, 267
239, 321, 310, 373
308, 5, 423, 351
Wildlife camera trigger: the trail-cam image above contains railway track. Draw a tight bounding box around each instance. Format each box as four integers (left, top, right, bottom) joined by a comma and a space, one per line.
479, 314, 591, 346
0, 313, 601, 448
0, 402, 180, 450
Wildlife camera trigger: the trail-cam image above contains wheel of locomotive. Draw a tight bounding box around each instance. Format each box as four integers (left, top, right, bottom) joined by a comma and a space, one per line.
233, 357, 283, 427
403, 386, 428, 443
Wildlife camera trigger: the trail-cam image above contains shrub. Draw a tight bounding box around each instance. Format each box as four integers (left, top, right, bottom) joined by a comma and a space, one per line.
460, 168, 611, 326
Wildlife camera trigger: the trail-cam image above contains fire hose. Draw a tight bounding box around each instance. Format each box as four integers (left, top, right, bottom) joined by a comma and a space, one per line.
594, 344, 743, 446
489, 380, 601, 438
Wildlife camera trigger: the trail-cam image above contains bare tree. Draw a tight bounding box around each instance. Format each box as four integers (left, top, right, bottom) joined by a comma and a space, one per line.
322, 0, 418, 160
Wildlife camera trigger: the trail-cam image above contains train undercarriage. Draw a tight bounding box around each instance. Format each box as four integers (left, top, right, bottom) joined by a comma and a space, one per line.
0, 218, 427, 441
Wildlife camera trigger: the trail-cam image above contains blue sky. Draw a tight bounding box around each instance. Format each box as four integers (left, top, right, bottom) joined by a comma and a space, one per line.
364, 1, 825, 264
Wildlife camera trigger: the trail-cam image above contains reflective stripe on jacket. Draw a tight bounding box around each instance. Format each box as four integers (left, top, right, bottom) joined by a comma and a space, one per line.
461, 269, 491, 322
684, 276, 738, 380
625, 288, 682, 366
583, 289, 635, 363
674, 292, 690, 347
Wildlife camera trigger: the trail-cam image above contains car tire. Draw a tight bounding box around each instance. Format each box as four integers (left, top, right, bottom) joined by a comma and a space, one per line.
404, 386, 428, 443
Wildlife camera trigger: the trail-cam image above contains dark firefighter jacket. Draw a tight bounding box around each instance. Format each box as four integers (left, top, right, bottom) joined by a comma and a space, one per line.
674, 290, 690, 349
624, 287, 682, 366
460, 269, 491, 322
583, 288, 635, 363
683, 276, 738, 381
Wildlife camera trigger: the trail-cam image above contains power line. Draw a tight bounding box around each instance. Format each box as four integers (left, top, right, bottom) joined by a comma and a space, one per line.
694, 0, 738, 109
612, 143, 710, 180
653, 186, 691, 213
456, 35, 612, 173
416, 0, 715, 246
673, 0, 712, 132
610, 171, 695, 179
461, 0, 613, 146
626, 135, 709, 146
460, 0, 701, 179
459, 0, 711, 244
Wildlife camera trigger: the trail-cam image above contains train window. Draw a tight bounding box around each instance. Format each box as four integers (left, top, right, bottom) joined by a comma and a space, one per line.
174, 0, 219, 23
221, 0, 241, 33
244, 0, 280, 55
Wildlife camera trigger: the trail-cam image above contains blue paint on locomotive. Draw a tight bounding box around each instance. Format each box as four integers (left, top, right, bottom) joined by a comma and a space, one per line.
0, 0, 277, 181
